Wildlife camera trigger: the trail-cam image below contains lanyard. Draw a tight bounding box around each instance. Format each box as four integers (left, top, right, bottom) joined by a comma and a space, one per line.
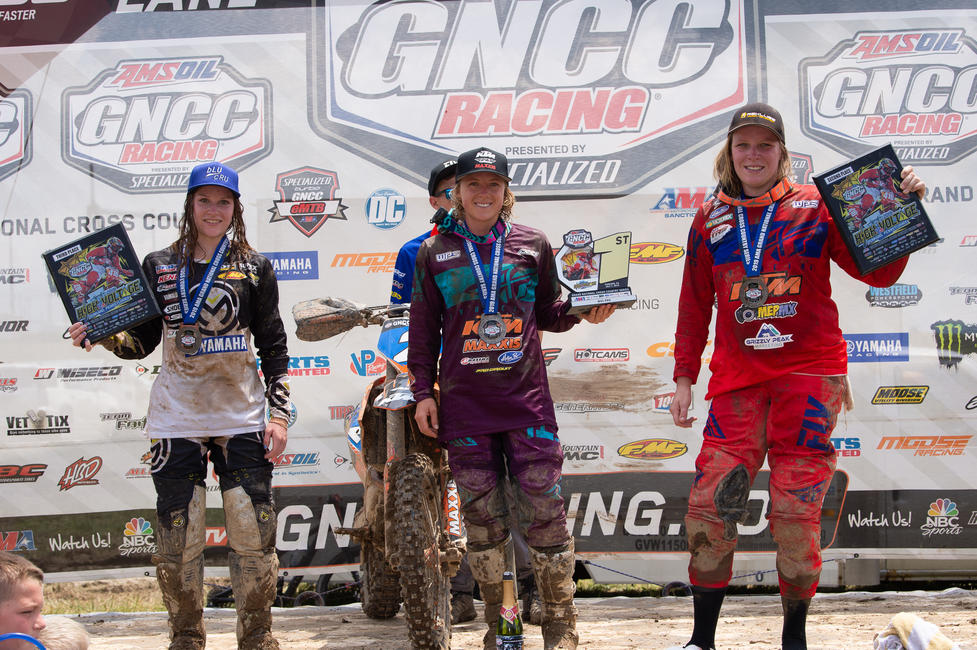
735, 202, 778, 277
463, 234, 505, 316
179, 236, 229, 325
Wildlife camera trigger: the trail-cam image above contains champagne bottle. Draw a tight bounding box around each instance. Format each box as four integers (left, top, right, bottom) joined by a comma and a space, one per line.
496, 570, 523, 649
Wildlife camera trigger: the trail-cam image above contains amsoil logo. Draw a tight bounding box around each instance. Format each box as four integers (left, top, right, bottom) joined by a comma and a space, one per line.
269, 168, 348, 237
872, 386, 929, 405
629, 242, 684, 265
618, 439, 687, 460
313, 1, 746, 198
58, 456, 102, 490
61, 56, 272, 193
0, 87, 32, 183
930, 320, 977, 369
574, 348, 629, 362
800, 29, 977, 164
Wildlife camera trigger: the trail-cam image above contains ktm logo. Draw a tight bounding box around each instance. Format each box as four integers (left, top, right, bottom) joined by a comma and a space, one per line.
729, 272, 802, 300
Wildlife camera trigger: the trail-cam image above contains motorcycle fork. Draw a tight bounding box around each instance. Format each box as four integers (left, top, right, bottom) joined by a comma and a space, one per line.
381, 362, 407, 562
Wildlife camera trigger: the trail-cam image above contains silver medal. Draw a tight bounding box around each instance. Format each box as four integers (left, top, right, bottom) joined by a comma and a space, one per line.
176, 325, 201, 355
739, 277, 768, 309
478, 314, 506, 344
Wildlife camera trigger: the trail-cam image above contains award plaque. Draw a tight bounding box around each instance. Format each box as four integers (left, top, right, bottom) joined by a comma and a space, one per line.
43, 223, 161, 344
555, 229, 637, 315
813, 144, 939, 275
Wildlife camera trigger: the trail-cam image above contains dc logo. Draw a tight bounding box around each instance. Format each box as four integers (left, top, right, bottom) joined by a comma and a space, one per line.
365, 188, 406, 230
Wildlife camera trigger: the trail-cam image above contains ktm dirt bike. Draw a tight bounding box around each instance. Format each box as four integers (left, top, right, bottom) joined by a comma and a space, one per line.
294, 299, 465, 650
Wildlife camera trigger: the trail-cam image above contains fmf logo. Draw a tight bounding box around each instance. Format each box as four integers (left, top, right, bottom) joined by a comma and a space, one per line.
618, 439, 687, 460
0, 530, 35, 552
61, 56, 272, 193
629, 242, 684, 265
314, 1, 746, 198
269, 168, 348, 237
931, 320, 977, 369
651, 187, 712, 217
0, 88, 32, 183
800, 29, 977, 164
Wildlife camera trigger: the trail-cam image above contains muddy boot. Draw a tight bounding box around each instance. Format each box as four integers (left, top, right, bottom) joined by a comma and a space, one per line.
229, 550, 280, 650
450, 591, 477, 624
782, 596, 811, 650
468, 538, 508, 650
529, 539, 579, 650
153, 505, 206, 650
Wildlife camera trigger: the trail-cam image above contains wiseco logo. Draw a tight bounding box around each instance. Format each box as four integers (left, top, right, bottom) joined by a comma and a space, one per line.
629, 242, 684, 264
617, 439, 687, 460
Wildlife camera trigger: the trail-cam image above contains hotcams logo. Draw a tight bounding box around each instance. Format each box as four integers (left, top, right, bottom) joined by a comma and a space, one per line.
61, 56, 272, 193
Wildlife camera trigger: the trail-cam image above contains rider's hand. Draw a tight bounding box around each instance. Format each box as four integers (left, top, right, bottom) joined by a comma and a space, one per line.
69, 321, 94, 352
580, 303, 616, 324
263, 420, 288, 459
670, 377, 696, 428
900, 165, 926, 199
415, 398, 439, 438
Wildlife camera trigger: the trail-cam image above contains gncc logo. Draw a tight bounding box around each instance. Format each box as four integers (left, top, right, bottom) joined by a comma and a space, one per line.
62, 56, 272, 193
0, 88, 32, 183
269, 168, 348, 237
800, 29, 977, 164
314, 1, 746, 197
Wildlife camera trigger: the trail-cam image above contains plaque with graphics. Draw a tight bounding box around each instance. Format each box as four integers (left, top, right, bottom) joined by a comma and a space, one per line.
43, 223, 161, 343
813, 144, 938, 275
555, 229, 637, 315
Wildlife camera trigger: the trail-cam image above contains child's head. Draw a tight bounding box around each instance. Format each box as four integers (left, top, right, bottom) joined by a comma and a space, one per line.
0, 552, 46, 648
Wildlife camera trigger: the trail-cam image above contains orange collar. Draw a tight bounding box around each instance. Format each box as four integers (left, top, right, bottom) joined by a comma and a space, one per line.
718, 178, 793, 207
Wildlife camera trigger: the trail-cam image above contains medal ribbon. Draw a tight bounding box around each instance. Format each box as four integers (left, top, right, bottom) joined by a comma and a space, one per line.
179, 236, 230, 326
463, 231, 505, 316
735, 202, 778, 277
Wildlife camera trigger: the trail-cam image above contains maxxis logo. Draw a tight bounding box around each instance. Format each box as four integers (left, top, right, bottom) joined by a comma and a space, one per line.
312, 0, 746, 198
61, 56, 273, 193
799, 29, 977, 165
0, 87, 32, 183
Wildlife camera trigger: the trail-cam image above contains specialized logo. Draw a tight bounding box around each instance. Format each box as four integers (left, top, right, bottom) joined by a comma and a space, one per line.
651, 187, 712, 218
746, 323, 793, 350
0, 87, 33, 183
0, 464, 46, 484
618, 439, 687, 461
574, 348, 629, 362
269, 167, 348, 237
6, 411, 70, 436
921, 498, 962, 538
62, 56, 272, 193
629, 242, 684, 265
877, 435, 970, 456
365, 188, 406, 230
930, 320, 977, 369
872, 385, 928, 405
0, 530, 36, 552
844, 332, 909, 362
800, 29, 977, 164
313, 1, 745, 198
58, 456, 102, 490
865, 283, 921, 307
119, 517, 156, 556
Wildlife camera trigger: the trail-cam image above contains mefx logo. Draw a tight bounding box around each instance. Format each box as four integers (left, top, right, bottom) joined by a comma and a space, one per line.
312, 1, 746, 198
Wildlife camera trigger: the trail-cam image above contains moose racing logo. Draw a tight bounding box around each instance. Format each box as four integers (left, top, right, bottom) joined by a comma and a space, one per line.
313, 0, 746, 198
0, 87, 32, 183
800, 29, 977, 164
62, 56, 272, 193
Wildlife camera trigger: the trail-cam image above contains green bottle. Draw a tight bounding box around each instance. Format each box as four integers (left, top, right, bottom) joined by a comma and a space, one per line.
496, 570, 523, 649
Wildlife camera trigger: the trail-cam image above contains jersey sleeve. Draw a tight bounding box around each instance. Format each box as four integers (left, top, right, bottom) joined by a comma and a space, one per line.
251, 255, 291, 421
105, 254, 163, 360
673, 215, 715, 383
407, 241, 443, 403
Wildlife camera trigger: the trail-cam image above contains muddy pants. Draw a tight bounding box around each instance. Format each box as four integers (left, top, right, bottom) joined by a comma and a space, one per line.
150, 433, 278, 646
686, 375, 844, 600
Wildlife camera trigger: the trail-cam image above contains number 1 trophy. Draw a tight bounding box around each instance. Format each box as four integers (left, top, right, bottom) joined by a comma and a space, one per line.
555, 229, 637, 315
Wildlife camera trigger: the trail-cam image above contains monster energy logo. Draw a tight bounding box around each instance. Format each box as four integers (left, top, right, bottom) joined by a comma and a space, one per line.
931, 320, 977, 369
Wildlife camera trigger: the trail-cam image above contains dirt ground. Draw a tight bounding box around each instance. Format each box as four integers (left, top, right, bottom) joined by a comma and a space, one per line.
74, 587, 977, 649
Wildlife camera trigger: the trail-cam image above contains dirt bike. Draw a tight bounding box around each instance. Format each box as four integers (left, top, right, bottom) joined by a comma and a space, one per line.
293, 298, 465, 650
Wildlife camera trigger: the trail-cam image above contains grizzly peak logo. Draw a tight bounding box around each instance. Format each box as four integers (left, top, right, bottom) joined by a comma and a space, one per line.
0, 87, 33, 183
269, 167, 348, 237
799, 29, 977, 165
61, 56, 272, 193
313, 0, 746, 198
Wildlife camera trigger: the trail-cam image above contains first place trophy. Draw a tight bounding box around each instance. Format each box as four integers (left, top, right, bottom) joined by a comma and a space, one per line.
555, 229, 637, 315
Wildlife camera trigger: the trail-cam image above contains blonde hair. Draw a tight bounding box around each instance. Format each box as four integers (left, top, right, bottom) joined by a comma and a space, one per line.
37, 616, 91, 650
172, 189, 254, 267
0, 551, 43, 602
713, 135, 792, 196
451, 183, 516, 224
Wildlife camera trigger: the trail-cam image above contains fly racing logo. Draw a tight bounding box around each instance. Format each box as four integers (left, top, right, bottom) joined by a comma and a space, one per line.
312, 1, 746, 198
745, 323, 793, 350
436, 250, 461, 262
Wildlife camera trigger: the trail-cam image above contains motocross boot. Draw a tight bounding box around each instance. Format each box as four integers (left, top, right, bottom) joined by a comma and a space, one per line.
153, 487, 207, 650
529, 539, 579, 650
467, 537, 508, 650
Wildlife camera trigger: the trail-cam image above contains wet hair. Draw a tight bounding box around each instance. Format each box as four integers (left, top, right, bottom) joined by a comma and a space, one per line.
172, 188, 253, 267
713, 134, 792, 197
450, 183, 516, 224
0, 551, 43, 603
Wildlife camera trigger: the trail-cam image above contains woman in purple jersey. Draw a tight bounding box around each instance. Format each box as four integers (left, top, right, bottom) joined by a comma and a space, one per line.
407, 146, 613, 650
